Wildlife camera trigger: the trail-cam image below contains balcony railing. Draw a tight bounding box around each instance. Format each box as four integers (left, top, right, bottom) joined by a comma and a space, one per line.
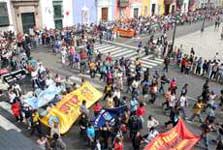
119, 0, 129, 7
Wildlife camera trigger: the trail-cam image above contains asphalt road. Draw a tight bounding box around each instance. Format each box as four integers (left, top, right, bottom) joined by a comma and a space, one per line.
116, 19, 215, 47
0, 19, 221, 150
30, 46, 222, 150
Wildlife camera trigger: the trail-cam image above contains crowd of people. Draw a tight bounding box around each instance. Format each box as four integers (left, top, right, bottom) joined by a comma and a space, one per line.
170, 45, 223, 84
0, 8, 223, 150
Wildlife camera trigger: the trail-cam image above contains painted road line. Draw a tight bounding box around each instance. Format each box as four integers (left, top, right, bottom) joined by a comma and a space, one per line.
97, 45, 116, 52
141, 54, 154, 60
70, 75, 103, 90
103, 47, 122, 55
123, 52, 138, 58
0, 114, 21, 132
140, 60, 158, 66
110, 48, 129, 56
94, 43, 110, 48
99, 47, 121, 54
141, 63, 154, 69
0, 101, 12, 114
94, 44, 110, 49
146, 59, 164, 64
155, 58, 164, 62
112, 49, 134, 58
0, 101, 21, 132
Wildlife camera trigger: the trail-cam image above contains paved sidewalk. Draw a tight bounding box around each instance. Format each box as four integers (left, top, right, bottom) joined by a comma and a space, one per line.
0, 126, 38, 150
175, 25, 223, 61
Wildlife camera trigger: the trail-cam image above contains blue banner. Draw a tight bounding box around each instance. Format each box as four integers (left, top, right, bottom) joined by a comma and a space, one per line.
94, 105, 127, 128
23, 85, 63, 109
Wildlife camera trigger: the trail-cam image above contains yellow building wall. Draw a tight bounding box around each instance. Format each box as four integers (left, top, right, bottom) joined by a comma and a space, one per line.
158, 0, 165, 15
141, 0, 150, 16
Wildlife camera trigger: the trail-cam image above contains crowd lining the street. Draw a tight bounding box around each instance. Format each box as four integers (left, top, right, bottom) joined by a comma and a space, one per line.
1, 9, 223, 150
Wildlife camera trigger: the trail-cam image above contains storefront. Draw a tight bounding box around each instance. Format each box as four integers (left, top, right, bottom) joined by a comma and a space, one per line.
11, 0, 42, 33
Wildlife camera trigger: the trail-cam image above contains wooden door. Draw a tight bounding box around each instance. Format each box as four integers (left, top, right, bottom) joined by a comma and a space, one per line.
101, 7, 108, 21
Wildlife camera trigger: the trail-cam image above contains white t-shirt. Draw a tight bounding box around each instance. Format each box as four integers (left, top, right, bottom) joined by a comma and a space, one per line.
147, 119, 159, 130
169, 95, 176, 107
179, 96, 187, 107
31, 70, 38, 80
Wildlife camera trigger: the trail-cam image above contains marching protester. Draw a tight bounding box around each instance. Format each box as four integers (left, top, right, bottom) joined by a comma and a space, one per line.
0, 8, 223, 150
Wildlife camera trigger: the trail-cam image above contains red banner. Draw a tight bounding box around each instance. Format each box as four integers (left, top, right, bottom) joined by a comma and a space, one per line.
144, 118, 200, 150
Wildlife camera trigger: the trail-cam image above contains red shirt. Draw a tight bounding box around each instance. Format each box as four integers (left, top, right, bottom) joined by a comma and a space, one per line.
106, 56, 112, 63
136, 106, 145, 117
181, 58, 186, 66
92, 103, 102, 113
114, 142, 123, 150
11, 101, 21, 117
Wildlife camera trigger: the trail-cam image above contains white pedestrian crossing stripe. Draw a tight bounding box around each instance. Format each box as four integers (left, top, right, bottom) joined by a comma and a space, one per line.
94, 43, 163, 70
0, 101, 21, 132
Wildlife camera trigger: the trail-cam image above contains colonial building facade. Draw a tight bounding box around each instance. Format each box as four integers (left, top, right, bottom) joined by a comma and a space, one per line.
73, 0, 97, 24
40, 0, 73, 29
10, 0, 42, 33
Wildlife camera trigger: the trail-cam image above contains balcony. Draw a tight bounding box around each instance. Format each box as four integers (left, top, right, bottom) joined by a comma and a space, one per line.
119, 0, 129, 8
11, 0, 39, 7
164, 0, 174, 5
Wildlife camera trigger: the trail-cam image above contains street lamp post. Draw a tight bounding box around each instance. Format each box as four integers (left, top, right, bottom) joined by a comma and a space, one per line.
171, 21, 177, 54
201, 13, 206, 32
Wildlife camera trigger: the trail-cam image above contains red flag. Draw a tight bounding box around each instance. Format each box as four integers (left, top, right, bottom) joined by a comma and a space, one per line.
144, 118, 200, 150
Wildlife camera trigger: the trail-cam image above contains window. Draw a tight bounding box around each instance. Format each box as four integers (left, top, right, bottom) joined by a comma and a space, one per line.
119, 0, 129, 7
55, 19, 63, 29
0, 2, 9, 27
53, 5, 63, 18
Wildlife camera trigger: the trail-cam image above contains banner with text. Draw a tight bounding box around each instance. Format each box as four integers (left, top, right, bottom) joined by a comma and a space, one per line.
94, 105, 127, 128
144, 118, 200, 150
40, 82, 102, 134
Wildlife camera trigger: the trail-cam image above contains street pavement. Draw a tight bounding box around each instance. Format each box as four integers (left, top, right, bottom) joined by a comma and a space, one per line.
0, 20, 222, 150
117, 19, 215, 48
175, 25, 223, 61
94, 42, 163, 71
31, 45, 222, 150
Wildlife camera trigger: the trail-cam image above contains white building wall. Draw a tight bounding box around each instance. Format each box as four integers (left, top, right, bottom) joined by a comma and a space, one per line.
0, 0, 14, 32
40, 0, 73, 29
130, 2, 142, 18
149, 0, 158, 16
40, 0, 55, 29
181, 0, 189, 13
97, 0, 113, 23
62, 0, 73, 27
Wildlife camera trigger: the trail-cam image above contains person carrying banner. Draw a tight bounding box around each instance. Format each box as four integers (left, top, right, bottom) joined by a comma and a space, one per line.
79, 114, 89, 137
99, 121, 112, 149
128, 113, 142, 140
80, 100, 90, 117
131, 131, 143, 150
92, 101, 102, 117
113, 136, 124, 150
30, 109, 42, 137
86, 123, 96, 149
